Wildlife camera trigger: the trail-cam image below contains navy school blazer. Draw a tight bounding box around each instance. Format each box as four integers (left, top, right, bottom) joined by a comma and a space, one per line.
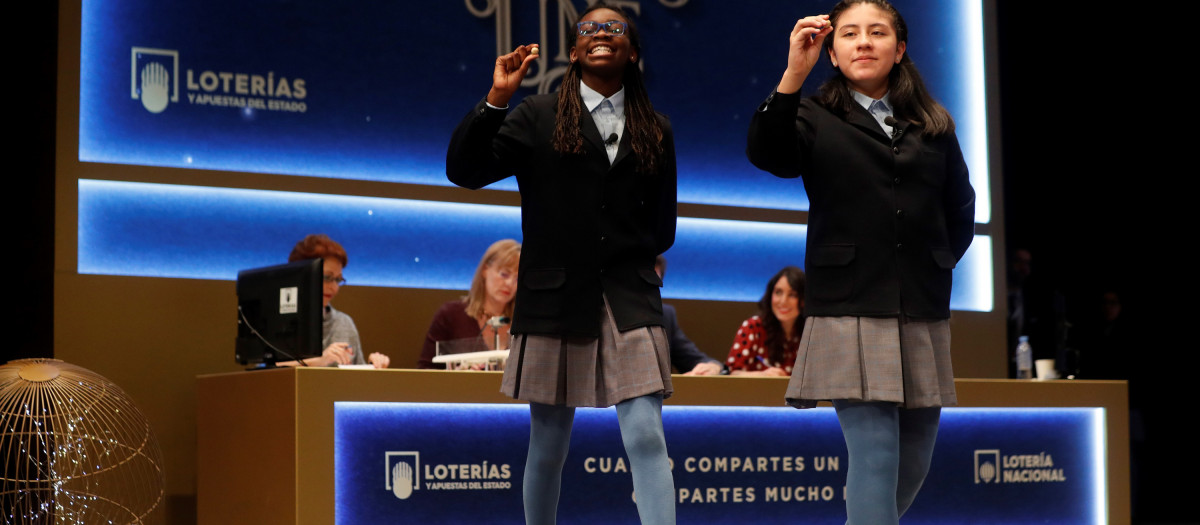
747, 91, 975, 319
447, 94, 677, 337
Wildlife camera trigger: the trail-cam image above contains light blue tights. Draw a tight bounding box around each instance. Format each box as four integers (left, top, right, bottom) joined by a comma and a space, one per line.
833, 400, 941, 525
523, 395, 675, 525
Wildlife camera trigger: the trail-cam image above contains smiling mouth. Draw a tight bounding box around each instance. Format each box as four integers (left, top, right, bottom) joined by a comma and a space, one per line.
589, 45, 614, 55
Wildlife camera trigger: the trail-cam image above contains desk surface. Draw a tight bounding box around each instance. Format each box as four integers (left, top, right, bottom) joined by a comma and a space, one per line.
197, 369, 1129, 525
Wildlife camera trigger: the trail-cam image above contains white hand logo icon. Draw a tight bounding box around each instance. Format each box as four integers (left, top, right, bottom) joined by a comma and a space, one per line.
392, 461, 414, 499
140, 62, 170, 113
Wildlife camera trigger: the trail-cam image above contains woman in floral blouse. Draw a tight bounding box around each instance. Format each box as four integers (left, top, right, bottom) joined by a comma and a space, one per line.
726, 266, 806, 376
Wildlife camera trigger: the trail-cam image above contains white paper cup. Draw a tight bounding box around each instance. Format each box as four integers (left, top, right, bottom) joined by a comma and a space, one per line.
1034, 359, 1058, 380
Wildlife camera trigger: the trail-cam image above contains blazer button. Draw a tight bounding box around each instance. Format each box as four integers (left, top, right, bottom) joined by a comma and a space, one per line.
896, 209, 905, 218
894, 177, 901, 184
896, 243, 904, 251
892, 146, 900, 154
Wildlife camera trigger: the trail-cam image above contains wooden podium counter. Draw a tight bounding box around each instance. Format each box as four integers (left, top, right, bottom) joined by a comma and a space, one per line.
197, 369, 1129, 524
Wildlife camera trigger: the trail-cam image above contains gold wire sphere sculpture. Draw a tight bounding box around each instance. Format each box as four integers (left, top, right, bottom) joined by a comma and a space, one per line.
1, 358, 165, 524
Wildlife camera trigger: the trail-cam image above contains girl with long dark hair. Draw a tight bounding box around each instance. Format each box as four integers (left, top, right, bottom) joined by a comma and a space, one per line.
447, 2, 677, 523
747, 1, 975, 523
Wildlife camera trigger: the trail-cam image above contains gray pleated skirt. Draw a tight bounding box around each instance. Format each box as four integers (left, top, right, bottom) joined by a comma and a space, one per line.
785, 316, 956, 409
500, 296, 673, 408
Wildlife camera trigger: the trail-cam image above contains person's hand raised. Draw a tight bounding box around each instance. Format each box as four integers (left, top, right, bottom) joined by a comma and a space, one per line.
778, 15, 832, 94
487, 44, 539, 108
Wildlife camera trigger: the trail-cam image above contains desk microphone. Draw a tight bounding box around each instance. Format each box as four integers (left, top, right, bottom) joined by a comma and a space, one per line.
486, 316, 511, 351
604, 133, 619, 146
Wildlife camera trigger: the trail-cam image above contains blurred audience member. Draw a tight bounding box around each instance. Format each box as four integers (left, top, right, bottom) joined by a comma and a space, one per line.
1070, 290, 1129, 380
1007, 248, 1066, 377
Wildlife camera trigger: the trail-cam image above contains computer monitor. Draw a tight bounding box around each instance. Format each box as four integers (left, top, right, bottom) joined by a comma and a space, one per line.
235, 258, 324, 367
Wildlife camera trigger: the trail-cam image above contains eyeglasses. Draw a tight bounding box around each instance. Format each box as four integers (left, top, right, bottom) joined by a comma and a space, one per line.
489, 265, 518, 283
323, 274, 347, 286
577, 20, 627, 37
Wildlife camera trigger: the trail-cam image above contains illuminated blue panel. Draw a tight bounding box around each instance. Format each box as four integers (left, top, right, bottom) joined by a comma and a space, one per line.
921, 408, 1108, 525
664, 218, 806, 302
953, 235, 994, 313
959, 0, 993, 223
336, 403, 1104, 525
79, 0, 990, 215
78, 180, 522, 288
79, 180, 991, 310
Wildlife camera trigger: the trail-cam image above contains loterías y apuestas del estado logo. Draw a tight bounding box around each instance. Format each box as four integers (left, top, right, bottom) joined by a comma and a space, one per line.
132, 46, 307, 115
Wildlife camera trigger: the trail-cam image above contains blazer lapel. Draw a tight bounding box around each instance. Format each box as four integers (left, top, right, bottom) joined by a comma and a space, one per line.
579, 108, 607, 156
847, 104, 891, 142
611, 125, 632, 169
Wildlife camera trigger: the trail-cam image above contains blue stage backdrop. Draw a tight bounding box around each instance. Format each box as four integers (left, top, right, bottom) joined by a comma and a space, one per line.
335, 403, 1105, 524
78, 0, 995, 309
78, 179, 992, 308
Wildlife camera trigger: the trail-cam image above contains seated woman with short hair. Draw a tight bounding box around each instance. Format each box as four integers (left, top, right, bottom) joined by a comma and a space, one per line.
285, 234, 390, 368
417, 239, 521, 369
725, 266, 806, 376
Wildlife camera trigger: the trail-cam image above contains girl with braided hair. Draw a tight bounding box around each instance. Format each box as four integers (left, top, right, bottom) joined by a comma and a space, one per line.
447, 3, 676, 523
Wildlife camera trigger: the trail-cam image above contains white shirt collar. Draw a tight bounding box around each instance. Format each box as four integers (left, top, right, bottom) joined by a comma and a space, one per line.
580, 80, 625, 115
851, 90, 891, 113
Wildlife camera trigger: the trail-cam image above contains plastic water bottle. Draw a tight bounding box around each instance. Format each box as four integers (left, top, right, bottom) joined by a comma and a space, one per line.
1016, 335, 1033, 379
